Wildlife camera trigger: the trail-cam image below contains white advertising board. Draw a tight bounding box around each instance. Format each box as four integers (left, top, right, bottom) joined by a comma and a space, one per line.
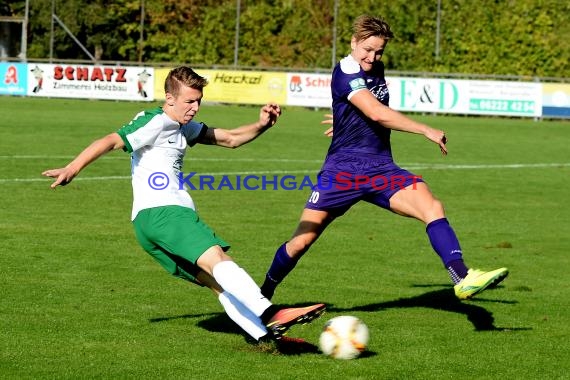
286, 72, 332, 108
26, 64, 154, 101
386, 77, 542, 117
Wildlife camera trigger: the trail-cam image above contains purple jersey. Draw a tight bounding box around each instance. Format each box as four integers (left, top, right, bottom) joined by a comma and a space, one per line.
304, 55, 424, 213
326, 55, 392, 162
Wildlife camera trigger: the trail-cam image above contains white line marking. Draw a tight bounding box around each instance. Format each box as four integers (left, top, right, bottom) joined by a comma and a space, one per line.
0, 155, 323, 163
405, 163, 570, 170
2, 155, 569, 167
2, 163, 568, 184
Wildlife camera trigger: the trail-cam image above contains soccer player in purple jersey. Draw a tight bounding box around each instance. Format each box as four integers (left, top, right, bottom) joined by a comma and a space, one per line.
260, 15, 508, 301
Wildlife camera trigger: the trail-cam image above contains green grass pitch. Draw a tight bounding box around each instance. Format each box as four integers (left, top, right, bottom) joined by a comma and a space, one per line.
0, 96, 568, 379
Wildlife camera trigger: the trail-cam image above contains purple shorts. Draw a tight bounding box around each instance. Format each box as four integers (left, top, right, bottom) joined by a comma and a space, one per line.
305, 155, 423, 216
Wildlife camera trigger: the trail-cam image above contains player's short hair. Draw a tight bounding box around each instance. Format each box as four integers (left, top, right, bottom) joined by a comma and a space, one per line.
352, 15, 394, 42
164, 66, 209, 97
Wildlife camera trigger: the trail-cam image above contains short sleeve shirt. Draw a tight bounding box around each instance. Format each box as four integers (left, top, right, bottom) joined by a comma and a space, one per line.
117, 107, 206, 220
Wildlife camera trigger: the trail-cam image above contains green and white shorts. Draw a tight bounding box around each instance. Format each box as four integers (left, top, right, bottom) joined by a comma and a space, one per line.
132, 205, 230, 284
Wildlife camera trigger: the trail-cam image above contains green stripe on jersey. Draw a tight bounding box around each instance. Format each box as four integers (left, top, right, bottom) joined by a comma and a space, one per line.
117, 107, 164, 153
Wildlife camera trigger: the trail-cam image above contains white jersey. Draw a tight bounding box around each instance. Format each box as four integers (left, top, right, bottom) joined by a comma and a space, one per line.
117, 107, 206, 220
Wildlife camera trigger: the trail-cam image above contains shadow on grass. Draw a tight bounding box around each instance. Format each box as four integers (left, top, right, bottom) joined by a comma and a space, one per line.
148, 286, 529, 356
149, 310, 322, 355
149, 312, 220, 324
148, 288, 528, 333
328, 286, 530, 332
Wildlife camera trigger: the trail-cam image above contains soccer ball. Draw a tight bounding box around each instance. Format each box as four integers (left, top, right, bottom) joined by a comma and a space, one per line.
319, 316, 369, 360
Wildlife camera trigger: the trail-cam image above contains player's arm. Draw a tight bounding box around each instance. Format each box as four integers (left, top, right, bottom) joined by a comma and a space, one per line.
350, 90, 448, 155
197, 103, 281, 148
42, 132, 125, 188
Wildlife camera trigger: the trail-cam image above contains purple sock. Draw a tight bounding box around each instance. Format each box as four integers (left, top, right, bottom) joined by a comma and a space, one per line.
260, 242, 298, 300
426, 218, 468, 283
447, 259, 469, 284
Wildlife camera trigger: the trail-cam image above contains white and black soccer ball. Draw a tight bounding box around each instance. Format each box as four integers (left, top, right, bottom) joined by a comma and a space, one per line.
319, 315, 369, 360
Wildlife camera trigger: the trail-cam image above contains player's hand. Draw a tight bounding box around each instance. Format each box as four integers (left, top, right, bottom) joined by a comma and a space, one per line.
321, 114, 333, 137
425, 127, 448, 156
42, 167, 77, 188
259, 103, 282, 128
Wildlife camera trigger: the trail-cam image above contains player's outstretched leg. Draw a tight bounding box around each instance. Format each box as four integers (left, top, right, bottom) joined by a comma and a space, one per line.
212, 261, 325, 340
454, 267, 509, 300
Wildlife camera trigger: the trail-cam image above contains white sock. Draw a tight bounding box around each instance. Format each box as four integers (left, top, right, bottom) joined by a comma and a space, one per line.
212, 261, 272, 317
218, 291, 268, 340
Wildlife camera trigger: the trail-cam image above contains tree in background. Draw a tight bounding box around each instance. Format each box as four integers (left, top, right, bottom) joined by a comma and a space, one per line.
4, 0, 569, 77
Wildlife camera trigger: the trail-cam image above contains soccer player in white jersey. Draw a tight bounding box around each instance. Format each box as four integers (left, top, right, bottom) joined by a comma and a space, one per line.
42, 66, 325, 347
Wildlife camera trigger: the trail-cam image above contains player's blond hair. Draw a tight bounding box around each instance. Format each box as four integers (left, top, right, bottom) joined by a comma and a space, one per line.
352, 15, 394, 42
165, 66, 209, 97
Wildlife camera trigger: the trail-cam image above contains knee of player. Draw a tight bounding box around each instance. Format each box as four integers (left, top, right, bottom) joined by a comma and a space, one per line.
430, 198, 445, 216
197, 246, 231, 275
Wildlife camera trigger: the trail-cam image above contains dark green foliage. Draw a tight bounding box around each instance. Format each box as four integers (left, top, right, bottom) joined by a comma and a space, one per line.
5, 0, 570, 76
